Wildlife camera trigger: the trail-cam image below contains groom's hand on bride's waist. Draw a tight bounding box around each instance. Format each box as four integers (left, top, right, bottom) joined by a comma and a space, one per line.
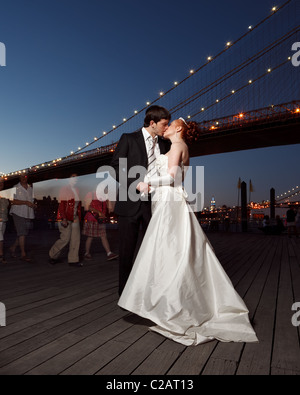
137, 182, 154, 197
137, 182, 150, 194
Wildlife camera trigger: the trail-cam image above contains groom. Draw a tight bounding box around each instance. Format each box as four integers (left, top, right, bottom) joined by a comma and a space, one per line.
110, 105, 171, 295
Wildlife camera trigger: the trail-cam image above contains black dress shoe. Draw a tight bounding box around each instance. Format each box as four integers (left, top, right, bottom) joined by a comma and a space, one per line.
49, 258, 61, 265
68, 262, 83, 267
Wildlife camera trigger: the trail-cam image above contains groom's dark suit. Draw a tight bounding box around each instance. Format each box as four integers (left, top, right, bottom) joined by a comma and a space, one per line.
110, 130, 171, 295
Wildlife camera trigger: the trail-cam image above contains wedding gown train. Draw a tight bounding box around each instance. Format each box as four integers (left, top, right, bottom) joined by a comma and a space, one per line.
118, 155, 258, 346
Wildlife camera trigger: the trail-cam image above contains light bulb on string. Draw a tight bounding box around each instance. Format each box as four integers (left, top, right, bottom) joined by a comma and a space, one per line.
6, 6, 284, 181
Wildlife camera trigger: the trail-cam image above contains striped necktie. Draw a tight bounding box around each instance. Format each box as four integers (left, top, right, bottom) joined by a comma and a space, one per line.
147, 136, 158, 178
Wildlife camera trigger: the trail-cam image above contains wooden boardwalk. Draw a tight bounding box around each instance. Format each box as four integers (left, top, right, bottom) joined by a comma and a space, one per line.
0, 228, 299, 376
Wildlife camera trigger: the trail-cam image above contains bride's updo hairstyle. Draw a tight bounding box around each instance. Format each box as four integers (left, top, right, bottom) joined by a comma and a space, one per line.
175, 118, 199, 145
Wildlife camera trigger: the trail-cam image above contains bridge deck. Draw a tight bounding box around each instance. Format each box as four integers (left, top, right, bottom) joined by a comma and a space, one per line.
0, 228, 299, 376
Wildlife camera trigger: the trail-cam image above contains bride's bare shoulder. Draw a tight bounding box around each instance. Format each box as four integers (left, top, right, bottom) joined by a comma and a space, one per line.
170, 141, 188, 153
167, 141, 189, 165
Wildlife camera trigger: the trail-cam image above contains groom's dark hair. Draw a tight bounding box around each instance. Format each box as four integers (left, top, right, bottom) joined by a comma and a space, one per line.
144, 105, 171, 127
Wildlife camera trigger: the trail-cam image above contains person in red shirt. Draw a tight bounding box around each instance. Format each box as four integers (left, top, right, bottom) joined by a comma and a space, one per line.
49, 174, 82, 266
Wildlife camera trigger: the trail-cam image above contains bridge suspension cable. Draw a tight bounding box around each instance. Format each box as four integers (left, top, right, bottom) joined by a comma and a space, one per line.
1, 0, 298, 181
170, 25, 300, 117
63, 0, 295, 157
189, 52, 298, 120
276, 185, 300, 202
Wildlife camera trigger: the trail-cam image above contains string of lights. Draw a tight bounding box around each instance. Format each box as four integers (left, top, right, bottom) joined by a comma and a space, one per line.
0, 2, 293, 180
65, 3, 285, 157
170, 24, 299, 116
194, 101, 300, 133
188, 56, 298, 121
277, 185, 300, 201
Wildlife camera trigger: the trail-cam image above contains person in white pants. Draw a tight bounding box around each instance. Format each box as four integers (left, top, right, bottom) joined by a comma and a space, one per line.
49, 174, 82, 266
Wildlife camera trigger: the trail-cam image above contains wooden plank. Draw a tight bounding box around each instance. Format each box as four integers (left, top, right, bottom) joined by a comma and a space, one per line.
5, 280, 116, 319
166, 341, 218, 375
271, 238, 300, 374
61, 316, 150, 375
195, 236, 274, 375
202, 357, 237, 375
0, 290, 117, 341
236, 237, 283, 375
0, 295, 118, 361
0, 332, 82, 375
96, 332, 166, 375
132, 339, 186, 375
25, 314, 141, 375
0, 304, 126, 373
2, 262, 118, 316
1, 230, 300, 375
289, 242, 300, 342
271, 367, 300, 375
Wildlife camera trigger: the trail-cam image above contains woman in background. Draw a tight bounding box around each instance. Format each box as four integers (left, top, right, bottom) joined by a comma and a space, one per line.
83, 188, 118, 262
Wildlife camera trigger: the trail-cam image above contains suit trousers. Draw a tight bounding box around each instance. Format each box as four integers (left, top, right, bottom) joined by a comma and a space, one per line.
117, 202, 151, 295
49, 219, 80, 263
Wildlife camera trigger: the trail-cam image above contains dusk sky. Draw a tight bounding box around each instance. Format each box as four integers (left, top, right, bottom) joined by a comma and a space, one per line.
0, 0, 299, 207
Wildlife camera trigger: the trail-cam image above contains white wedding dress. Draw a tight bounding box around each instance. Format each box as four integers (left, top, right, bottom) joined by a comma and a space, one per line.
118, 155, 258, 346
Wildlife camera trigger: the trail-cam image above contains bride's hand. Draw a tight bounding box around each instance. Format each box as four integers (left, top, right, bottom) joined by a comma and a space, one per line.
137, 182, 150, 194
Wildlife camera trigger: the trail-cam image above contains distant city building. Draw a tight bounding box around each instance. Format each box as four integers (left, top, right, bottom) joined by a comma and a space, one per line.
210, 196, 216, 212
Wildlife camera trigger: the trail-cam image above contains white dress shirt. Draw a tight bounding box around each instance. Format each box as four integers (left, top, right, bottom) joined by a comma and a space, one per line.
142, 127, 161, 159
10, 182, 35, 219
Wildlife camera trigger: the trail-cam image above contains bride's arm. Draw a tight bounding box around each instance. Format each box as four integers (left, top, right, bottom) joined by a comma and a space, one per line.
145, 173, 174, 187
146, 144, 183, 187
166, 144, 183, 179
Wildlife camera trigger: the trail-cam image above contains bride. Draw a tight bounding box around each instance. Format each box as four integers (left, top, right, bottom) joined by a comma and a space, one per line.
118, 118, 258, 346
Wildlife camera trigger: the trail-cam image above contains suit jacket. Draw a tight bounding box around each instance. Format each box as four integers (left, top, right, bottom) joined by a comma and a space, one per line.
110, 130, 171, 216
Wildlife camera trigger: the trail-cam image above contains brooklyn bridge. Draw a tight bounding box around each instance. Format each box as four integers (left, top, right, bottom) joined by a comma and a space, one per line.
1, 0, 300, 376
1, 0, 299, 196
